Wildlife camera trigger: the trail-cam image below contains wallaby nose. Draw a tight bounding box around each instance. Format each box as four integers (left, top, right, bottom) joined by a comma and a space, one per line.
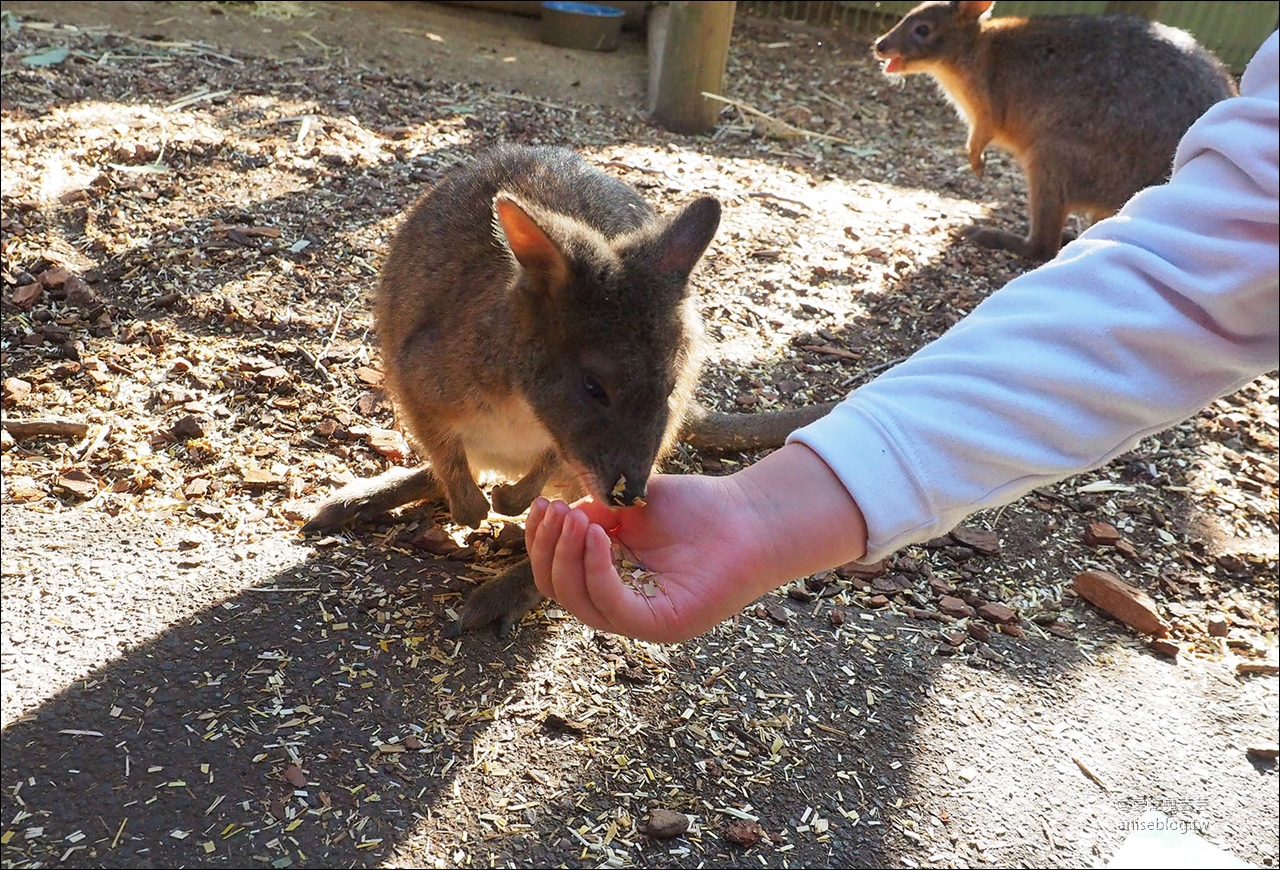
607, 473, 648, 508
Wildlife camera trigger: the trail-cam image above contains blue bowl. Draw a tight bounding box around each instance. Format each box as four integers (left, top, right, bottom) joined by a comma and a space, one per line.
541, 1, 625, 52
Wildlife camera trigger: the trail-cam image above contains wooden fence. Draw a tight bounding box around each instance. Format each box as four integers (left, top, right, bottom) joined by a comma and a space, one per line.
738, 0, 1277, 70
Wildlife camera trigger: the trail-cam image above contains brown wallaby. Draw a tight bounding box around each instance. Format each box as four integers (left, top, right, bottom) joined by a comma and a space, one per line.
303, 145, 834, 636
874, 0, 1236, 260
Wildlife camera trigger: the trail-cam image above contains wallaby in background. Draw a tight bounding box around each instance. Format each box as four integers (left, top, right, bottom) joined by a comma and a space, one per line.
304, 145, 834, 636
873, 0, 1236, 260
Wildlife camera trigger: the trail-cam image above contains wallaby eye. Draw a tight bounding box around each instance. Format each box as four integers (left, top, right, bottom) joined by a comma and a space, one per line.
581, 372, 609, 406
914, 23, 931, 38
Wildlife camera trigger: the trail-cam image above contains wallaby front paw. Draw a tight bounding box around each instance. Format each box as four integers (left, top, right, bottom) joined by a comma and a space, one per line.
447, 485, 492, 529
442, 561, 544, 638
490, 482, 535, 517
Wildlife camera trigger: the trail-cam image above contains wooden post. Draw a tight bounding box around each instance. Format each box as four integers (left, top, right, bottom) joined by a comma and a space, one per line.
650, 1, 736, 136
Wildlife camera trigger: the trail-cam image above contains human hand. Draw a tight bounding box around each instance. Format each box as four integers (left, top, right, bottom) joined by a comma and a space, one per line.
527, 472, 773, 642
527, 443, 869, 643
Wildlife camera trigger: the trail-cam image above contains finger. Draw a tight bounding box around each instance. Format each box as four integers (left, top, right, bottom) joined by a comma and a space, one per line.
568, 494, 623, 528
529, 500, 568, 598
547, 509, 615, 633
526, 497, 549, 566
582, 523, 666, 641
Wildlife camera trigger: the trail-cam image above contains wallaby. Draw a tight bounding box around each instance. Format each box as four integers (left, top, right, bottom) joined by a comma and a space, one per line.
304, 145, 834, 636
874, 0, 1236, 260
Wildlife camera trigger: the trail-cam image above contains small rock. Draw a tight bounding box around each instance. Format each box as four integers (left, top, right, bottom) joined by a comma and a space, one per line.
977, 646, 1005, 664
1072, 569, 1171, 638
923, 536, 954, 550
949, 526, 1000, 555
38, 266, 71, 289
642, 809, 689, 839
871, 574, 910, 595
829, 608, 845, 627
403, 736, 423, 750
55, 468, 98, 500
171, 414, 206, 439
11, 282, 42, 309
1082, 522, 1121, 546
865, 594, 890, 609
1047, 621, 1074, 639
928, 577, 955, 597
1148, 638, 1180, 659
1236, 661, 1279, 676
412, 527, 459, 556
942, 630, 965, 646
976, 602, 1017, 625
1246, 743, 1279, 760
998, 623, 1025, 638
938, 595, 974, 619
805, 570, 835, 593
3, 377, 33, 404
354, 365, 383, 386
765, 602, 790, 626
787, 585, 812, 602
1207, 615, 1229, 637
967, 622, 992, 642
354, 388, 390, 417
1114, 539, 1140, 561
367, 427, 411, 461
905, 607, 937, 620
282, 764, 307, 788
836, 558, 885, 579
241, 467, 286, 487
544, 713, 588, 734
723, 820, 767, 846
493, 522, 525, 549
1217, 553, 1248, 573
62, 275, 99, 308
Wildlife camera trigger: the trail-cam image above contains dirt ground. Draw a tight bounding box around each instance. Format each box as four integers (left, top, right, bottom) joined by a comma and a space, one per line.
1, 2, 1277, 868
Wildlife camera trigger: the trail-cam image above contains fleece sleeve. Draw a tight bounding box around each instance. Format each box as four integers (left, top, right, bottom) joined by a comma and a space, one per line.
789, 31, 1280, 564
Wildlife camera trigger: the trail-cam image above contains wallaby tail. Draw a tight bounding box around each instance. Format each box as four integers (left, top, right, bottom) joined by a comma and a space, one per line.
679, 400, 840, 452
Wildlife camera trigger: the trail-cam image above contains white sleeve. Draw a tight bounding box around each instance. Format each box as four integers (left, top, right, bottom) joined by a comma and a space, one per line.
789, 32, 1280, 563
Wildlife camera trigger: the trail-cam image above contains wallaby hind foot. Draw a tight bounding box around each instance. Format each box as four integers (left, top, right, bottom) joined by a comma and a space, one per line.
302, 465, 444, 533
442, 559, 544, 638
959, 225, 1078, 262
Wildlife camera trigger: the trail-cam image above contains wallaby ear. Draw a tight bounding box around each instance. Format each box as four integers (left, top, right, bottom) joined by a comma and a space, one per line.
656, 196, 721, 277
494, 194, 569, 289
956, 1, 993, 21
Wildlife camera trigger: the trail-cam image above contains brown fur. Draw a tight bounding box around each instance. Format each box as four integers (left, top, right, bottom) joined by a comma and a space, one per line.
304, 145, 834, 636
874, 0, 1236, 260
